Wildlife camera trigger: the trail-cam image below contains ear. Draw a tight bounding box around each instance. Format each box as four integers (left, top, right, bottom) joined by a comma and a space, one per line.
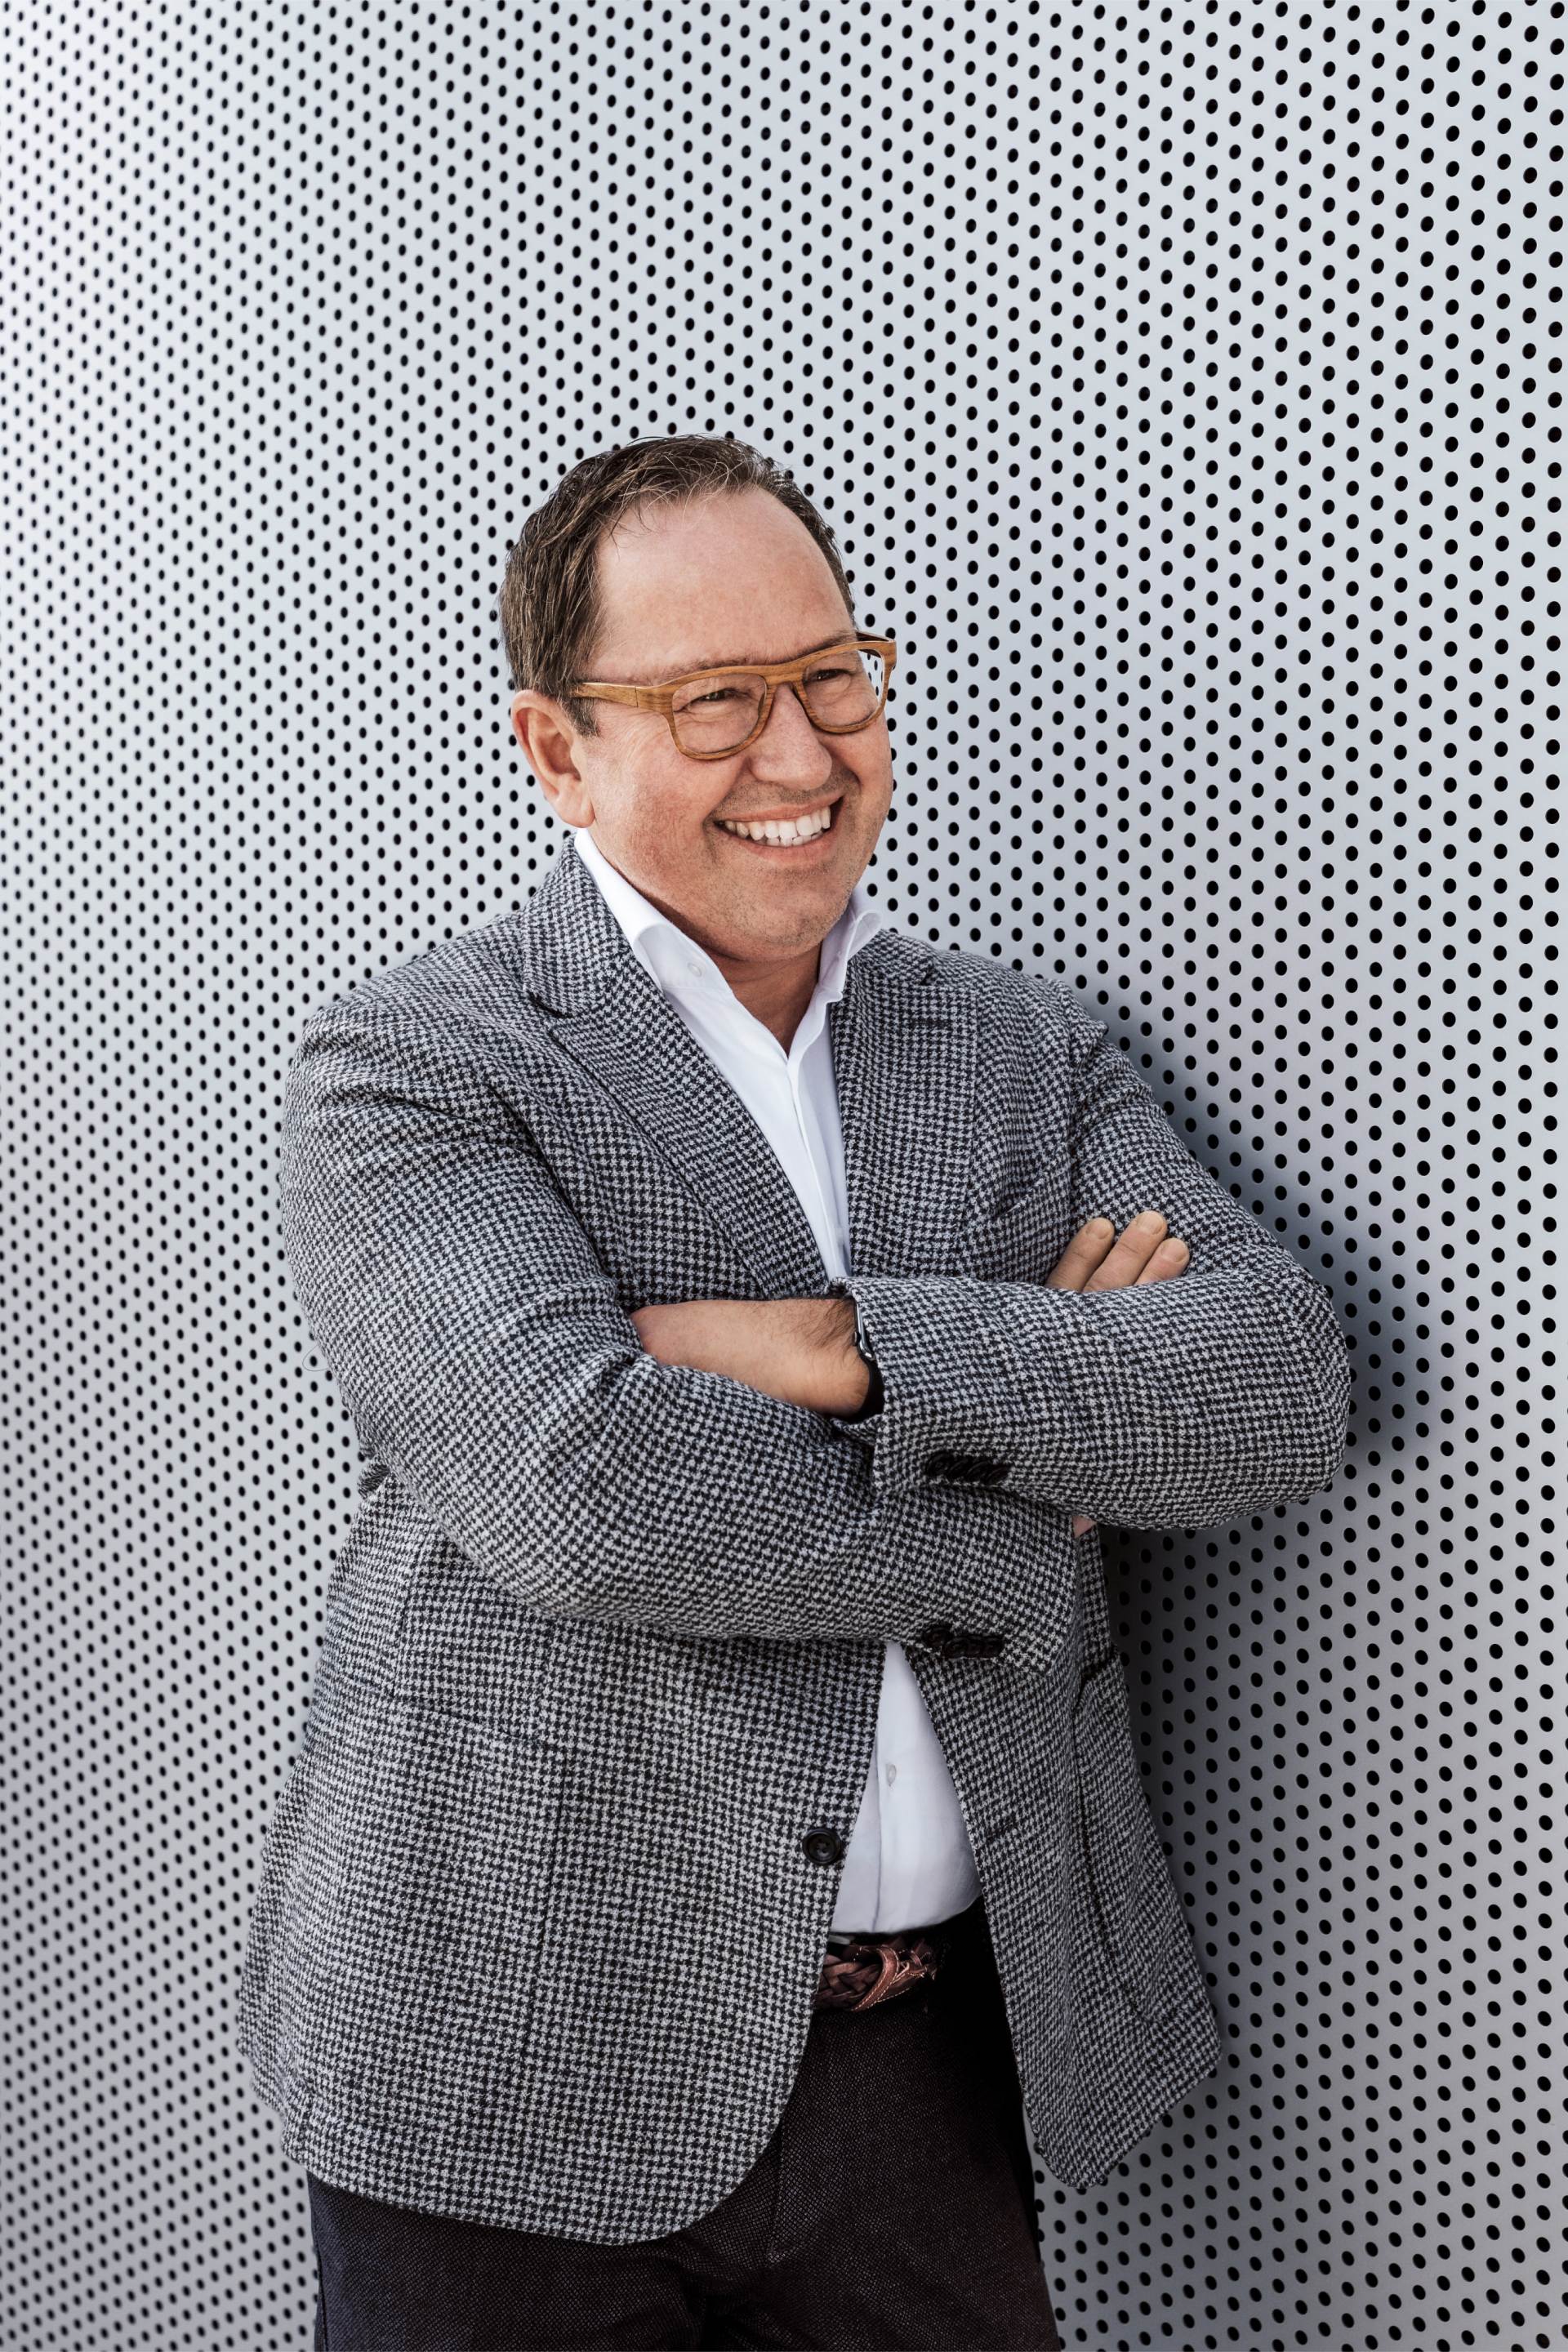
510, 693, 596, 827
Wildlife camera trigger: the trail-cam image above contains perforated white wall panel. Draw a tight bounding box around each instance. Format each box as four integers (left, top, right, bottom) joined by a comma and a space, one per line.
3, 4, 1549, 2347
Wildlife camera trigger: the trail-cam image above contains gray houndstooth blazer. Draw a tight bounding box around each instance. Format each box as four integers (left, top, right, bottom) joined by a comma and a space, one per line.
236, 840, 1352, 2243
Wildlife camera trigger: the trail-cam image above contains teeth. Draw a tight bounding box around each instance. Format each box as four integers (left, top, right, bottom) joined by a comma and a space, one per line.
716, 804, 834, 843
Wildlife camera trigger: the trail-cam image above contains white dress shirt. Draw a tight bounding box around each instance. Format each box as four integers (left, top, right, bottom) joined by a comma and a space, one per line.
570, 824, 981, 1934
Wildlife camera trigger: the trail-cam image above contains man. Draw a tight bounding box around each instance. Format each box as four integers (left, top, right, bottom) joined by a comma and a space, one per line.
237, 435, 1351, 2349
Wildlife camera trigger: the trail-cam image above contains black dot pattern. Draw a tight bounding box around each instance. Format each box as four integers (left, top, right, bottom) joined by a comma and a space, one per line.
2, 7, 1542, 2348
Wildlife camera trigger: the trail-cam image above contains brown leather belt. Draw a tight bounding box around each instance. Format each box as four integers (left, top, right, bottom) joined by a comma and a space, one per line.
813, 1924, 953, 2013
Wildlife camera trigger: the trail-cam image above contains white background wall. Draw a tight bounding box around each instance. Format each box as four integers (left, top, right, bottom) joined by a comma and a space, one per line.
2, 3, 1548, 2345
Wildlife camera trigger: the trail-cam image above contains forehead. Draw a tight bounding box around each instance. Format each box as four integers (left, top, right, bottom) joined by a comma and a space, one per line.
592, 490, 853, 684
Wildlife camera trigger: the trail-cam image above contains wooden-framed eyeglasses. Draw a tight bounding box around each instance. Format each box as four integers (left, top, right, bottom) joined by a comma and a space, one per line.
513, 635, 898, 761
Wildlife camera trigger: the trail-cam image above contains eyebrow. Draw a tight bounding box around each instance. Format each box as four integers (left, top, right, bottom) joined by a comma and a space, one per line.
639, 630, 862, 684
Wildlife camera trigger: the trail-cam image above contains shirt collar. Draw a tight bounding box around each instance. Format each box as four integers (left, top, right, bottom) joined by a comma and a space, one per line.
569, 822, 886, 1013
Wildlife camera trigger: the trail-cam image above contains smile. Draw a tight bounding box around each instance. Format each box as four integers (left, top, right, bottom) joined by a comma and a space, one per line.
712, 796, 840, 848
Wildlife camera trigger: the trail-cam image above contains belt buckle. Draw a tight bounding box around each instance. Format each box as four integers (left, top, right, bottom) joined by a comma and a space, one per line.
849, 1938, 928, 2013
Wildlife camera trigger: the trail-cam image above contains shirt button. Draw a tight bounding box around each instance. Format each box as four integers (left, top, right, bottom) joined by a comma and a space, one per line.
885, 1762, 898, 1786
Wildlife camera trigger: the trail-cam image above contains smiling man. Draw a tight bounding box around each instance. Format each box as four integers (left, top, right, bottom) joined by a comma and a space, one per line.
238, 434, 1351, 2351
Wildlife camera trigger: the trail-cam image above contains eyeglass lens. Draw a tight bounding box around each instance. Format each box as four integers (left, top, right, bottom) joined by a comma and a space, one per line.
670, 647, 885, 755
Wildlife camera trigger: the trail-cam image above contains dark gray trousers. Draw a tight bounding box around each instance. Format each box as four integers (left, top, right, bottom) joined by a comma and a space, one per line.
306, 1895, 1063, 2350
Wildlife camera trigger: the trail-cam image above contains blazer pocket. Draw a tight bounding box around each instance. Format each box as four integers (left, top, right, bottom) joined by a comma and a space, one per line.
962, 1168, 1071, 1284
1070, 1650, 1189, 2023
295, 1675, 564, 2135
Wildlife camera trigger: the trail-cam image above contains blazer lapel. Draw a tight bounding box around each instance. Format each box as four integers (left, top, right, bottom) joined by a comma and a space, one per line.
514, 842, 978, 1297
827, 947, 977, 1284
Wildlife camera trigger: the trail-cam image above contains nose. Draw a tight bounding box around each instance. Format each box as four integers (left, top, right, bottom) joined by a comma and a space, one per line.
749, 679, 838, 767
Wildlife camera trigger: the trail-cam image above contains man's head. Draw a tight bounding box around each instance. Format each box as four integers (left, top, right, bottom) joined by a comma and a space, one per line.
502, 439, 893, 987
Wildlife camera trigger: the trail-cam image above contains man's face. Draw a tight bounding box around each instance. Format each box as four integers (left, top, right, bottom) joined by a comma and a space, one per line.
510, 488, 893, 971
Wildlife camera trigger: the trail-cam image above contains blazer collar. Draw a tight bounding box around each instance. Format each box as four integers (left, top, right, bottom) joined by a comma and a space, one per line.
512, 839, 977, 1295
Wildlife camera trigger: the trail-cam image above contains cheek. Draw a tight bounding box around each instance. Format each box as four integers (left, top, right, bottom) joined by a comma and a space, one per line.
617, 775, 719, 845
846, 734, 892, 799
845, 769, 892, 832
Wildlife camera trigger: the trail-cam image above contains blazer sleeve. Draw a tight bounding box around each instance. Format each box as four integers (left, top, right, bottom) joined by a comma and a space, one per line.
834, 979, 1352, 1531
277, 999, 1071, 1658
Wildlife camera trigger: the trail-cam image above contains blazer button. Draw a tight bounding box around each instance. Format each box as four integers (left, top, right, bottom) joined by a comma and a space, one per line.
801, 1827, 844, 1866
944, 1630, 1009, 1659
922, 1451, 1008, 1486
915, 1622, 955, 1655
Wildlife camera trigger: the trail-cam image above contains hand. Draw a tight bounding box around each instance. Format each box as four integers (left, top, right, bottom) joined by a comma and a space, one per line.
1049, 1212, 1191, 1535
629, 1294, 862, 1416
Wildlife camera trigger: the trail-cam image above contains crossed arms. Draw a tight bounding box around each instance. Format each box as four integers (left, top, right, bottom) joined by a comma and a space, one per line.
630, 1213, 1196, 1535
278, 978, 1350, 1671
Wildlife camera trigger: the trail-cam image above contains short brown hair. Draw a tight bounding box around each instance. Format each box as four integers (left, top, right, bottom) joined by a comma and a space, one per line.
497, 434, 859, 740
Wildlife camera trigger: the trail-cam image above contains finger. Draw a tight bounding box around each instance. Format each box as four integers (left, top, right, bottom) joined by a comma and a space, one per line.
1071, 1512, 1096, 1536
1045, 1217, 1116, 1291
1081, 1212, 1175, 1292
1134, 1236, 1190, 1285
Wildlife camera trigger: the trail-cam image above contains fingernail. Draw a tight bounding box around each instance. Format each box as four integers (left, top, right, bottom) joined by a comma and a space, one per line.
1134, 1210, 1164, 1232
